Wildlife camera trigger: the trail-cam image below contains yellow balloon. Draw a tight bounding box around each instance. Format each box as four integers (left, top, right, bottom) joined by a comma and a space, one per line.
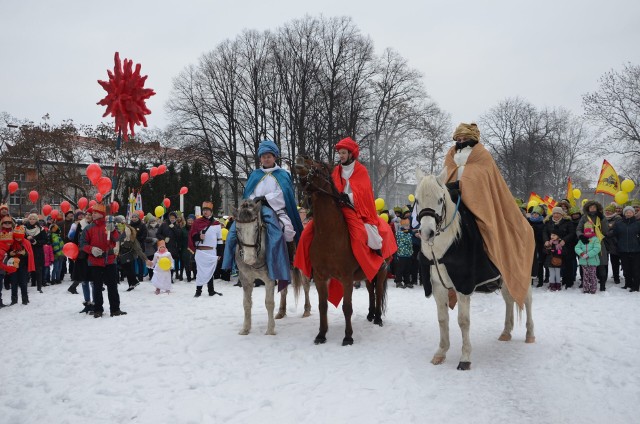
621, 179, 635, 193
158, 257, 171, 271
375, 198, 385, 211
154, 205, 165, 218
221, 228, 229, 241
408, 194, 415, 203
380, 213, 389, 223
572, 188, 581, 199
582, 199, 589, 206
614, 191, 629, 205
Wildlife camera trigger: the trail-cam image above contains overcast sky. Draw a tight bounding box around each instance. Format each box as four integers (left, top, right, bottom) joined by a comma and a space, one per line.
2, 0, 639, 135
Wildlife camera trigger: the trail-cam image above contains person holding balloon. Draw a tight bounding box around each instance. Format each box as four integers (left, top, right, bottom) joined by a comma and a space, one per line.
147, 240, 174, 294
156, 211, 182, 284
79, 203, 126, 318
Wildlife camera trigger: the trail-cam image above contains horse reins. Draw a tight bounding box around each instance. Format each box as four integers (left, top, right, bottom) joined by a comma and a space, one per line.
235, 206, 265, 266
299, 163, 356, 211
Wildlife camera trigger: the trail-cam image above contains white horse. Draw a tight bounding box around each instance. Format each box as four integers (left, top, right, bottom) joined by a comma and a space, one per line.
233, 199, 306, 335
415, 172, 535, 370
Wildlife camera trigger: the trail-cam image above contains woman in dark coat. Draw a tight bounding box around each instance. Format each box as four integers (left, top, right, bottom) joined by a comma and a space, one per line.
542, 206, 576, 289
608, 206, 640, 291
24, 213, 47, 293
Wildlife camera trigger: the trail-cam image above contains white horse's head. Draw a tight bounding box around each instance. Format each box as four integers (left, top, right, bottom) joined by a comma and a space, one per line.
233, 199, 264, 266
415, 170, 455, 243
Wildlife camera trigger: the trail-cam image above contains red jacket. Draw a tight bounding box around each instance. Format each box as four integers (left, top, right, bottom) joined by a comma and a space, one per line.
81, 219, 119, 267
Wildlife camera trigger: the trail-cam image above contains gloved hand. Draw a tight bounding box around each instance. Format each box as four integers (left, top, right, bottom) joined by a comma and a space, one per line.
253, 196, 267, 204
165, 238, 170, 243
338, 192, 352, 206
91, 247, 103, 257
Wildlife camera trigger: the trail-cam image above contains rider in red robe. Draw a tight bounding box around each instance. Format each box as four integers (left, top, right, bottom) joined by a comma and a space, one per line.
295, 137, 396, 297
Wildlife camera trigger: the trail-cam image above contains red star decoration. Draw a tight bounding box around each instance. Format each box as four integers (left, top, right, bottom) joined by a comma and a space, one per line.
97, 52, 156, 141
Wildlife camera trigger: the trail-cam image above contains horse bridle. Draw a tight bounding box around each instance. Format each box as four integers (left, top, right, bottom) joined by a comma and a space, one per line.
235, 207, 264, 260
416, 192, 448, 239
297, 160, 355, 211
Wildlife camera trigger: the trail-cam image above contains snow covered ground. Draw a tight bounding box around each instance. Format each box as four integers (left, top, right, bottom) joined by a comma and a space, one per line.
1, 276, 639, 424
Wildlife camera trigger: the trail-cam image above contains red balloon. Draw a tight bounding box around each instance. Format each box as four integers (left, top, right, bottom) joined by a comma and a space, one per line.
8, 181, 18, 194
77, 197, 88, 210
150, 167, 158, 178
157, 164, 167, 175
86, 163, 102, 185
60, 201, 71, 214
89, 200, 97, 208
62, 242, 79, 260
140, 172, 149, 185
180, 186, 188, 195
137, 210, 144, 219
163, 198, 171, 208
96, 177, 112, 195
42, 204, 52, 216
29, 191, 38, 203
111, 201, 119, 214
95, 193, 103, 203
50, 210, 60, 220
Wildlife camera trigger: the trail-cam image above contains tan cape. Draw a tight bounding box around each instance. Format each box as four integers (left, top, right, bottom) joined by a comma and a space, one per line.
445, 143, 535, 308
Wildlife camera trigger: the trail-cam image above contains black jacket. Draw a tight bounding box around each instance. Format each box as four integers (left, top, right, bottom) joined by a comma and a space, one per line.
609, 217, 640, 253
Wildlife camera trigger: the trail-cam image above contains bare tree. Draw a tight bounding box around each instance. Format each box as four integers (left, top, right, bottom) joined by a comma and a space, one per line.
583, 63, 640, 154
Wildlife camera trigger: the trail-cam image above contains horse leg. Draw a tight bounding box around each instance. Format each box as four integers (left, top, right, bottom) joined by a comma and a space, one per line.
275, 286, 287, 319
342, 281, 354, 346
366, 280, 375, 322
456, 293, 472, 370
302, 276, 311, 318
265, 279, 276, 335
239, 279, 253, 335
524, 284, 535, 343
314, 279, 329, 344
431, 281, 450, 365
499, 283, 514, 341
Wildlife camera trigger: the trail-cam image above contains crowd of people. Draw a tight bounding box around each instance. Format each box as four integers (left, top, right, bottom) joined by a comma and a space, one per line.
526, 198, 640, 293
1, 127, 639, 318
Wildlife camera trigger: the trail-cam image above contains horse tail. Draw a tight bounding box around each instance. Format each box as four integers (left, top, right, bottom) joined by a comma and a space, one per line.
291, 267, 302, 306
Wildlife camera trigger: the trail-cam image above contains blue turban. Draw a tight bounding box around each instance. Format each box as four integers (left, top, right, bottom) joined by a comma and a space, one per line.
257, 140, 280, 158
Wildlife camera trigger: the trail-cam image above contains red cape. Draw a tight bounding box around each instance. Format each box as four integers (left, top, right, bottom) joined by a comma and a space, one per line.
188, 217, 218, 252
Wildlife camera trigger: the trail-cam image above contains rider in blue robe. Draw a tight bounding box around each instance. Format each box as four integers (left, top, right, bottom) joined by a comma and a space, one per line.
223, 140, 303, 289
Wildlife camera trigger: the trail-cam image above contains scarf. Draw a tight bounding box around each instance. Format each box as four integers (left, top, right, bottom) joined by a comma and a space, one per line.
587, 215, 604, 241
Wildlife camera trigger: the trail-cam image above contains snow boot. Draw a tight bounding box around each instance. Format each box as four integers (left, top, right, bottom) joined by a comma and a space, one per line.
194, 286, 203, 297
110, 310, 127, 317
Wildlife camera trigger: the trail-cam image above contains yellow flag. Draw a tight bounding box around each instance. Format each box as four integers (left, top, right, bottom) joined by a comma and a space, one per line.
566, 177, 575, 207
595, 160, 620, 196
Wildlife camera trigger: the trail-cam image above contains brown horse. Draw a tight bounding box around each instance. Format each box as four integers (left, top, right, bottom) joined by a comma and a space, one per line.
293, 156, 388, 346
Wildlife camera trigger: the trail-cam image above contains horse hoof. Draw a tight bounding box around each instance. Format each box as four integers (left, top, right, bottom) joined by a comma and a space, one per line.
498, 333, 512, 341
431, 356, 445, 365
302, 311, 311, 318
314, 336, 327, 345
239, 329, 250, 336
374, 318, 383, 327
366, 313, 374, 322
342, 337, 354, 346
457, 362, 471, 370
525, 336, 536, 343
265, 330, 276, 336
275, 312, 285, 319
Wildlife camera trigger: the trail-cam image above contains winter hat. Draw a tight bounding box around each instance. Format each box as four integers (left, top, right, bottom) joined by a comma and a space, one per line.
257, 139, 280, 158
453, 123, 480, 142
187, 214, 196, 220
623, 206, 635, 215
0, 204, 9, 213
114, 215, 126, 224
568, 206, 581, 216
551, 207, 564, 215
583, 223, 595, 238
13, 225, 25, 241
604, 204, 616, 213
335, 137, 360, 159
631, 199, 640, 207
169, 211, 178, 218
88, 203, 106, 216
531, 206, 543, 215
